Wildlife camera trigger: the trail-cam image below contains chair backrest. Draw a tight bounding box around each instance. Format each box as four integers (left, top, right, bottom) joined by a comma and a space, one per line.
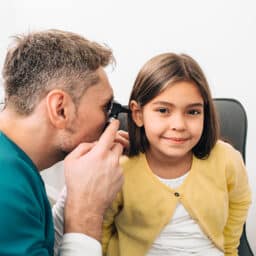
214, 98, 247, 160
213, 98, 253, 256
117, 98, 253, 256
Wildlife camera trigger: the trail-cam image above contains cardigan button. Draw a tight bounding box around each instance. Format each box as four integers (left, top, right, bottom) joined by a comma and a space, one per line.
174, 192, 180, 197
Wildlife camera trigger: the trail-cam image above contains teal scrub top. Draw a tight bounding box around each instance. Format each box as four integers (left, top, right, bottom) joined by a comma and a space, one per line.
0, 132, 54, 255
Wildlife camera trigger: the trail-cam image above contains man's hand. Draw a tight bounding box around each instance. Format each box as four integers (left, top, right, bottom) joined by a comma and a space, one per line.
115, 130, 129, 149
63, 119, 124, 241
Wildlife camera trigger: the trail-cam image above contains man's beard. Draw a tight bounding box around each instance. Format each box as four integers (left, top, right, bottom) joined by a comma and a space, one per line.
60, 149, 69, 159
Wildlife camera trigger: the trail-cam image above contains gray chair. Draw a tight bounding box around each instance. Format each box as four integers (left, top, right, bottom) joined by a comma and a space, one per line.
117, 98, 253, 256
214, 98, 253, 256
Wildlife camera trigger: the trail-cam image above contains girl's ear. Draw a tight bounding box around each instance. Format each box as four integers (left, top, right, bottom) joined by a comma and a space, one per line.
130, 100, 144, 127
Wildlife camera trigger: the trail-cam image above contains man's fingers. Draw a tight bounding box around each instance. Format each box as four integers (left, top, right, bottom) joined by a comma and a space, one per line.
66, 142, 96, 160
117, 130, 129, 140
115, 130, 129, 149
111, 142, 124, 158
95, 119, 120, 152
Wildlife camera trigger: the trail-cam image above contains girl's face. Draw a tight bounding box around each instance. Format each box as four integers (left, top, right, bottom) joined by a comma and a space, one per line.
131, 81, 204, 162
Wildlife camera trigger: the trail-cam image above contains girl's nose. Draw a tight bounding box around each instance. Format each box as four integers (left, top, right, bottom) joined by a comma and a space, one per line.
169, 113, 186, 131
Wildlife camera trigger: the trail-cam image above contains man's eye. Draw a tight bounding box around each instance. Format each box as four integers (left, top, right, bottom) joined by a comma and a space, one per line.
104, 102, 113, 114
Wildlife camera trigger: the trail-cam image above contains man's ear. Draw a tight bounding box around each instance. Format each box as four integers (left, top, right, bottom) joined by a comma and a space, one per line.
46, 89, 75, 129
130, 100, 144, 127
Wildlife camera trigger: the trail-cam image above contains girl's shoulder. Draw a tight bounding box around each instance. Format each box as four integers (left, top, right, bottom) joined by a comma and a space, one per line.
196, 140, 246, 178
212, 139, 239, 153
210, 140, 243, 162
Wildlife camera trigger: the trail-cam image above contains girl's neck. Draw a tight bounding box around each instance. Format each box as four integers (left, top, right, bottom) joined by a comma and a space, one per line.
145, 149, 193, 179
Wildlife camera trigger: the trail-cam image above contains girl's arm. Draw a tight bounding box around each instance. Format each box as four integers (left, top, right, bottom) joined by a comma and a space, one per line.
224, 149, 252, 255
102, 192, 123, 255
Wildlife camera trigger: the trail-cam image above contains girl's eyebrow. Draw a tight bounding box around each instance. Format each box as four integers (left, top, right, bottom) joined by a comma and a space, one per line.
152, 101, 204, 108
187, 103, 204, 108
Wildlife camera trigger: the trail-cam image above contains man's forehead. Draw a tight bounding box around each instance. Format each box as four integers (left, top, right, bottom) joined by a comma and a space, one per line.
84, 67, 113, 101
87, 83, 113, 103
102, 93, 113, 103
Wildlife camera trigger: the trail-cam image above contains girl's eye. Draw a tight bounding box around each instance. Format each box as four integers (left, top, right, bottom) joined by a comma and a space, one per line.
188, 109, 201, 115
157, 108, 169, 114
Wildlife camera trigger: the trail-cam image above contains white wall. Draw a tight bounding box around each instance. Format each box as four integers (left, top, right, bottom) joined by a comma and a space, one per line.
1, 0, 255, 252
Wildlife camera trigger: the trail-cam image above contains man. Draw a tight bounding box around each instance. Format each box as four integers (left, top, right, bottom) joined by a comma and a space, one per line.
0, 29, 127, 255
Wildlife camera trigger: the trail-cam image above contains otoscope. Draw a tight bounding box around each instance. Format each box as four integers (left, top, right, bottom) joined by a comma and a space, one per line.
108, 101, 129, 119
104, 101, 129, 130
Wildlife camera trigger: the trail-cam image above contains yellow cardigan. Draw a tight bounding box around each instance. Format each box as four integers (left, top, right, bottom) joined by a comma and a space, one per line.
102, 141, 251, 256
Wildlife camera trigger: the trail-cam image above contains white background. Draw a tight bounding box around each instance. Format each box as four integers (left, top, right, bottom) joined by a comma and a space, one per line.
1, 0, 255, 253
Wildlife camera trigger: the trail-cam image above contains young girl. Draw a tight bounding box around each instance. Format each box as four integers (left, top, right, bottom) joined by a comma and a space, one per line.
102, 53, 251, 256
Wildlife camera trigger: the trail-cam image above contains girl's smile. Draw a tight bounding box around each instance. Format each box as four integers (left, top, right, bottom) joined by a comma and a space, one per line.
161, 136, 191, 144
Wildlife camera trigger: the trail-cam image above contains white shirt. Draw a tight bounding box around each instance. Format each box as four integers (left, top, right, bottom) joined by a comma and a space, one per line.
52, 187, 102, 256
147, 172, 224, 256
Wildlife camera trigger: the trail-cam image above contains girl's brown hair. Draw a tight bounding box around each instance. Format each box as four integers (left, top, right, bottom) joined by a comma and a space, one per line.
128, 53, 219, 159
